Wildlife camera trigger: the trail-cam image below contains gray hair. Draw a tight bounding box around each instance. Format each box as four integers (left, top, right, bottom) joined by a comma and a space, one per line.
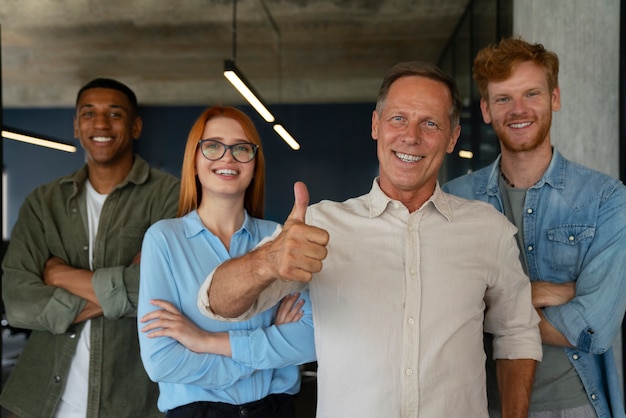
375, 61, 462, 129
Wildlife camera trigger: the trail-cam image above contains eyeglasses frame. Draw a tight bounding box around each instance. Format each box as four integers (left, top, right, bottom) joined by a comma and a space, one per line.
198, 139, 259, 163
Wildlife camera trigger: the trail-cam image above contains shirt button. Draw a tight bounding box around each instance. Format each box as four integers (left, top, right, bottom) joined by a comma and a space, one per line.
393, 202, 400, 209
240, 408, 248, 417
69, 332, 76, 339
527, 245, 534, 252
572, 354, 579, 360
526, 208, 533, 214
591, 394, 597, 400
83, 245, 88, 251
72, 208, 78, 213
408, 317, 415, 325
409, 267, 416, 275
405, 368, 413, 376
54, 375, 62, 383
569, 235, 575, 241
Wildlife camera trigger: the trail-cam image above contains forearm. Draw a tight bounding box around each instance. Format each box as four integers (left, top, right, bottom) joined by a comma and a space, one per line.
531, 282, 576, 347
531, 281, 575, 308
44, 257, 100, 306
536, 308, 574, 347
74, 301, 103, 323
208, 252, 276, 318
55, 270, 99, 306
496, 358, 537, 418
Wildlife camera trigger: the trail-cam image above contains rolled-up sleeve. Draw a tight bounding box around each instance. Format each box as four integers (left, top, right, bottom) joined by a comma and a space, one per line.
484, 219, 542, 361
542, 184, 626, 354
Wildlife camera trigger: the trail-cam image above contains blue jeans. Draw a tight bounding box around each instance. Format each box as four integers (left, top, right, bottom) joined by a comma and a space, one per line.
166, 394, 296, 418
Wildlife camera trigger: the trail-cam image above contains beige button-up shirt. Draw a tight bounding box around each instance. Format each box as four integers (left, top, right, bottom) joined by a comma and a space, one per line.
200, 179, 542, 417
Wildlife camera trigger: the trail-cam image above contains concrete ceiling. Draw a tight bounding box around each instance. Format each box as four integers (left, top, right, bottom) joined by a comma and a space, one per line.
0, 0, 471, 108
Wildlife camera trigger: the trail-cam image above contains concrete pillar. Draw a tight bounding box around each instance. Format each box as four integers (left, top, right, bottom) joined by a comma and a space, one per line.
513, 0, 620, 177
513, 0, 623, 392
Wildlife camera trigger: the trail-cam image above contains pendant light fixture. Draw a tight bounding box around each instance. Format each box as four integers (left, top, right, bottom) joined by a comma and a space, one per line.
223, 0, 300, 150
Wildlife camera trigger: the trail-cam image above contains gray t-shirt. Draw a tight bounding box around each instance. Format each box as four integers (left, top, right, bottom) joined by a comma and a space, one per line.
499, 177, 589, 412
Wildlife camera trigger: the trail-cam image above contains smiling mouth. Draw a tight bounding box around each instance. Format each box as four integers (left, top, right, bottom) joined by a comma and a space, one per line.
508, 121, 532, 129
214, 168, 239, 176
395, 151, 423, 163
92, 136, 113, 143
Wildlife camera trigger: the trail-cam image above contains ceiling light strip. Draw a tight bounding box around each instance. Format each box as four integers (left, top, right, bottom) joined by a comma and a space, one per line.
2, 130, 77, 153
223, 60, 301, 150
273, 124, 300, 150
224, 60, 275, 123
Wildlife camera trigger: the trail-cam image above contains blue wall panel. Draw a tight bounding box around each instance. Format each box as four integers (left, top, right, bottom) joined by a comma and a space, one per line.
3, 103, 378, 234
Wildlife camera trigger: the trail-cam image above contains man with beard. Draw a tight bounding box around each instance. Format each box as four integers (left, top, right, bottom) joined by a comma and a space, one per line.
444, 37, 626, 418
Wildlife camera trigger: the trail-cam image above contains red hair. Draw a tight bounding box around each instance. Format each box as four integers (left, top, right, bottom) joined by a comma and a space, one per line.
473, 37, 559, 100
177, 106, 266, 218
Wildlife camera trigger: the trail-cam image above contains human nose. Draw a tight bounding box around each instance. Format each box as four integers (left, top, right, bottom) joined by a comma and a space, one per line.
404, 121, 422, 144
93, 112, 111, 129
221, 145, 237, 161
510, 97, 528, 115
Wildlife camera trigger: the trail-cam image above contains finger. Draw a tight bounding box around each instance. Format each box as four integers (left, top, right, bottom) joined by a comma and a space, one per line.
141, 320, 164, 333
286, 181, 309, 223
150, 299, 180, 314
286, 222, 330, 248
275, 294, 298, 322
140, 310, 166, 323
282, 301, 304, 323
276, 294, 305, 324
286, 299, 305, 322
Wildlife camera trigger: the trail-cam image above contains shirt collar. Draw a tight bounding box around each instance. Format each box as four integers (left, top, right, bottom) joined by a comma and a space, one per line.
60, 154, 150, 189
539, 148, 566, 189
485, 147, 565, 194
368, 177, 453, 222
183, 208, 254, 239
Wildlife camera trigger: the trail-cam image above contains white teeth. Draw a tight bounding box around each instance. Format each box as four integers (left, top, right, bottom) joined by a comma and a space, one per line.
215, 169, 238, 176
510, 122, 532, 129
395, 152, 422, 162
93, 136, 113, 142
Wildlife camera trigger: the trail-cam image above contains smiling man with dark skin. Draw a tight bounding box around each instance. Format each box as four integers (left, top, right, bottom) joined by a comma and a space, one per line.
197, 62, 542, 417
0, 78, 179, 418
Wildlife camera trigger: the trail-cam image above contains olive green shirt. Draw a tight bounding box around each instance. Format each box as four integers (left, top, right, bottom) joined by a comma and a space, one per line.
0, 155, 180, 418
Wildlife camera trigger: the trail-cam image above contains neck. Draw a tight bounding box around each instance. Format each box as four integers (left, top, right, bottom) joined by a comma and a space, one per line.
499, 146, 552, 189
87, 157, 134, 194
379, 178, 436, 213
197, 196, 246, 250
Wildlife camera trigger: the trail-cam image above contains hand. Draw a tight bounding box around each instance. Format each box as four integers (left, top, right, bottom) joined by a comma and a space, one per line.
531, 281, 575, 308
132, 251, 141, 265
275, 293, 305, 325
140, 299, 230, 355
43, 256, 70, 286
257, 182, 329, 283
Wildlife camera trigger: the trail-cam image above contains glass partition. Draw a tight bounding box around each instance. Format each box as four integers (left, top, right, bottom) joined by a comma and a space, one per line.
438, 0, 512, 182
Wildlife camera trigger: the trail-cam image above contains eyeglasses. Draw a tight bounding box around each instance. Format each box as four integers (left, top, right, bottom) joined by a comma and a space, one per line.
198, 139, 259, 163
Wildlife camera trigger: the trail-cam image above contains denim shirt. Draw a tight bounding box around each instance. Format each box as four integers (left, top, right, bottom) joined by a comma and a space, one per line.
443, 149, 626, 418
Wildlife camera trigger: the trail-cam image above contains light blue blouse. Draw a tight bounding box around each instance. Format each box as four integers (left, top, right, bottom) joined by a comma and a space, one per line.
138, 210, 316, 412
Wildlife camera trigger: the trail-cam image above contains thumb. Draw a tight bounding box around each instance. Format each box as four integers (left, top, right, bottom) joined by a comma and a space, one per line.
287, 181, 309, 223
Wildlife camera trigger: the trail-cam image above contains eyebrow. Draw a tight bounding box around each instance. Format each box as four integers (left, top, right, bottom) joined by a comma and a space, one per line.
77, 103, 127, 111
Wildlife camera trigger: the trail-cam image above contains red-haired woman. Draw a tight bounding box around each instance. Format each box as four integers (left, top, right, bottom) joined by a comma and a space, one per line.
137, 106, 315, 418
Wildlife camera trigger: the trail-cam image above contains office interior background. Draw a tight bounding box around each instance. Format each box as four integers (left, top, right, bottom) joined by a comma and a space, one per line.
0, 0, 624, 415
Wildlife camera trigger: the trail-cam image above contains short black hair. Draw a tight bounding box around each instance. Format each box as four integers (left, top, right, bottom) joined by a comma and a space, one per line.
76, 78, 139, 114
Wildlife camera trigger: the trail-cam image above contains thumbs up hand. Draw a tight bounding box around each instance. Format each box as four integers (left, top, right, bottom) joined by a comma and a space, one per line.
285, 181, 309, 224
259, 181, 329, 283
